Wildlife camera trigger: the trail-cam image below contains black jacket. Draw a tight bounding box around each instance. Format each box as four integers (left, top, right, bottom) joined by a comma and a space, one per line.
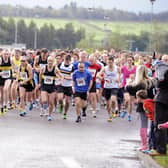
155, 80, 168, 105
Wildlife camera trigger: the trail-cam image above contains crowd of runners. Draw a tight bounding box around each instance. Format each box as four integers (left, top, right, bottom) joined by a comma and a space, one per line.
0, 47, 168, 155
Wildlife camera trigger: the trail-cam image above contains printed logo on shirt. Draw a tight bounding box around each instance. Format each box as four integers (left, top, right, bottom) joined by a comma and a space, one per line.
76, 78, 86, 86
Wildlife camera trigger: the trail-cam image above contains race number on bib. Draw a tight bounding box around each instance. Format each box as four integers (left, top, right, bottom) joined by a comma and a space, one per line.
77, 78, 86, 86
20, 72, 28, 80
2, 70, 11, 78
44, 76, 54, 85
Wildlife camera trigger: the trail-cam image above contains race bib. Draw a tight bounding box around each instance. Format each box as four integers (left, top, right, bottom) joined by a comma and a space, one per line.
89, 69, 96, 77
77, 78, 86, 86
44, 76, 54, 85
20, 72, 28, 80
2, 70, 11, 78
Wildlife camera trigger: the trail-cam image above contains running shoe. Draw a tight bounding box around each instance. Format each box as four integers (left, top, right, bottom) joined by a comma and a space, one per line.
40, 111, 45, 117
107, 117, 112, 122
76, 116, 81, 123
112, 112, 117, 118
92, 111, 96, 118
0, 108, 4, 115
82, 111, 87, 117
128, 115, 132, 122
7, 104, 12, 110
47, 116, 52, 121
120, 111, 127, 118
63, 114, 67, 120
20, 112, 27, 117
29, 103, 33, 111
3, 106, 8, 113
11, 103, 17, 109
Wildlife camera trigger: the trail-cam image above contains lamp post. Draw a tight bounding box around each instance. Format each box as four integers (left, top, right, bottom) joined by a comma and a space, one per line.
149, 0, 156, 52
14, 22, 18, 44
34, 28, 37, 49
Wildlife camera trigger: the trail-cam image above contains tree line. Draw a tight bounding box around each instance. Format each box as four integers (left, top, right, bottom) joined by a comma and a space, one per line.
0, 3, 168, 22
0, 17, 168, 53
0, 17, 85, 49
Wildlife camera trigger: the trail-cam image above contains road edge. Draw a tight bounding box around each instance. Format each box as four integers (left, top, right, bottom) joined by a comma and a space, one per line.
137, 151, 163, 168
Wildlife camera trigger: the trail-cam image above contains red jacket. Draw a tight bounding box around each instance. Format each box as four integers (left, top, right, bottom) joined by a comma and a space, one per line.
143, 99, 155, 121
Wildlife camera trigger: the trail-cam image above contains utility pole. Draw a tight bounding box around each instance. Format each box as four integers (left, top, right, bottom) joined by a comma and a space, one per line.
14, 22, 18, 44
34, 28, 37, 49
149, 0, 156, 52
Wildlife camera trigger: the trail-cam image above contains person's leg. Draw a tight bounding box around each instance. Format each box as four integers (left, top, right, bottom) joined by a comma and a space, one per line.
3, 79, 12, 111
11, 80, 18, 108
0, 87, 4, 114
26, 91, 33, 114
139, 112, 148, 151
149, 121, 156, 150
19, 86, 26, 116
111, 94, 118, 118
75, 97, 82, 123
48, 92, 55, 121
64, 95, 70, 118
41, 91, 48, 116
57, 92, 64, 113
89, 92, 97, 117
155, 102, 168, 154
127, 96, 134, 121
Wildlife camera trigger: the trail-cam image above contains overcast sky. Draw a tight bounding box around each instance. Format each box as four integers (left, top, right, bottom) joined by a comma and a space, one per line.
0, 0, 167, 13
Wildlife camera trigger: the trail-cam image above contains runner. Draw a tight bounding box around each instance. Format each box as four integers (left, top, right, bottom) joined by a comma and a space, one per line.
98, 56, 120, 122
39, 56, 61, 121
0, 50, 13, 114
120, 55, 136, 121
10, 49, 21, 109
17, 56, 34, 117
88, 54, 101, 118
57, 55, 74, 119
34, 48, 48, 115
72, 62, 93, 122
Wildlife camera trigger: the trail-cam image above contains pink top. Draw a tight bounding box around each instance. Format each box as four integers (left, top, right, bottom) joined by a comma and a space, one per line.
121, 65, 136, 87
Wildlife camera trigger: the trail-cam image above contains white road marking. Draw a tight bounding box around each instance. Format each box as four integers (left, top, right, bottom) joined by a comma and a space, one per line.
60, 157, 82, 168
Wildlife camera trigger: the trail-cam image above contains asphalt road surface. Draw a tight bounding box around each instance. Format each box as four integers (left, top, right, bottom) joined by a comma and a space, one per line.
0, 104, 144, 168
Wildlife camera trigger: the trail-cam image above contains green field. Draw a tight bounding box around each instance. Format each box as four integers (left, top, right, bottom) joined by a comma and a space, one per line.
3, 17, 168, 41
154, 145, 168, 168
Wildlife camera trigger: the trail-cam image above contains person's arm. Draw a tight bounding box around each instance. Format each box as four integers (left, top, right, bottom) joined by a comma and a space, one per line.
96, 67, 105, 79
116, 67, 121, 83
39, 66, 45, 85
0, 57, 2, 76
72, 72, 76, 94
87, 72, 93, 93
33, 56, 40, 73
55, 66, 62, 79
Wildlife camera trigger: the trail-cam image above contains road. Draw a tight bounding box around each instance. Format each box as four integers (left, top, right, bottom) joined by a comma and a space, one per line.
0, 104, 144, 168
